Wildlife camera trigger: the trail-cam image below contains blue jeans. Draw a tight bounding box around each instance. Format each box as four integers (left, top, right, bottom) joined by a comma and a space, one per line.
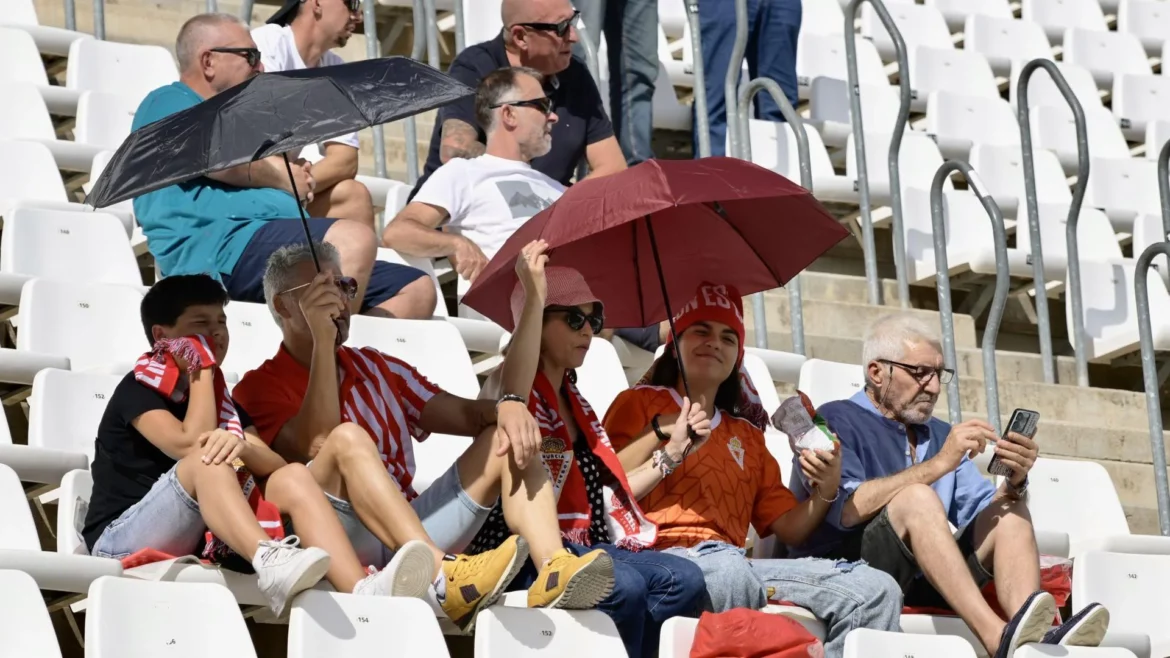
663, 541, 903, 658
695, 0, 802, 156
91, 465, 206, 559
574, 0, 659, 164
510, 542, 705, 658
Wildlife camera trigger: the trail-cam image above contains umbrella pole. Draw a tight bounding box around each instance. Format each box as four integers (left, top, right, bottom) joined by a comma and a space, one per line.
282, 153, 322, 272
643, 216, 694, 403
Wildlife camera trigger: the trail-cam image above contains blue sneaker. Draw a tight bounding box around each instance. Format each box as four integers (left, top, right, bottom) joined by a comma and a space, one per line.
1042, 602, 1110, 647
993, 591, 1058, 658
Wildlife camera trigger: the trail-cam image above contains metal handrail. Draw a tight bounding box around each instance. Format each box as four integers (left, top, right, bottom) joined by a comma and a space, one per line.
724, 0, 749, 158
738, 77, 809, 355
453, 0, 465, 53
94, 0, 105, 39
845, 0, 912, 308
65, 0, 76, 31
575, 19, 601, 88
1134, 241, 1170, 536
1160, 139, 1170, 238
206, 0, 216, 12
684, 0, 710, 158
930, 161, 1011, 432
364, 0, 387, 180
403, 0, 428, 184
422, 0, 439, 68
1016, 59, 1091, 387
240, 0, 254, 25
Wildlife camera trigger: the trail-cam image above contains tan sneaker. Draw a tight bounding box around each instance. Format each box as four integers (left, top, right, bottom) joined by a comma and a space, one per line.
440, 535, 528, 633
527, 548, 615, 610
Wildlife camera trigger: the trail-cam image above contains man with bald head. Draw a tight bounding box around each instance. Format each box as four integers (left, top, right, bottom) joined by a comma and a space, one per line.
132, 13, 435, 320
410, 0, 627, 201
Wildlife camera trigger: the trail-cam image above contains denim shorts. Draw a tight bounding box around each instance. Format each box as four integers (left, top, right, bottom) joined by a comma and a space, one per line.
298, 460, 493, 568
91, 465, 207, 560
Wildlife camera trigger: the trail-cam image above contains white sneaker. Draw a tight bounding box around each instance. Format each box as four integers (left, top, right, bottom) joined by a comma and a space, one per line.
353, 539, 435, 599
253, 535, 331, 618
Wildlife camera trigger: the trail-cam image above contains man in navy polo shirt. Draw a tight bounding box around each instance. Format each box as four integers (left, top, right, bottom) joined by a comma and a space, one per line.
789, 314, 1111, 658
410, 0, 627, 200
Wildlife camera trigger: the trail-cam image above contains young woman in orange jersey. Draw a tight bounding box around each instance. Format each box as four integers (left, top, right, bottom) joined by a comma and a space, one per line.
602, 281, 903, 658
467, 241, 705, 658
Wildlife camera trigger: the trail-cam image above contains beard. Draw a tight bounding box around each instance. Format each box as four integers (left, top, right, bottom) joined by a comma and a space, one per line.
896, 394, 937, 425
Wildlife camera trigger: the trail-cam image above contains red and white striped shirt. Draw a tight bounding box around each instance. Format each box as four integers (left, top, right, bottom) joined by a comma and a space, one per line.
233, 344, 442, 499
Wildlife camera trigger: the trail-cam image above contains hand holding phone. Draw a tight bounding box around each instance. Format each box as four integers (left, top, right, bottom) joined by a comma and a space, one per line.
988, 408, 1040, 479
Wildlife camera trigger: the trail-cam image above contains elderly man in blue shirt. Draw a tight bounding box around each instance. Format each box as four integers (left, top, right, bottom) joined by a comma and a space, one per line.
789, 313, 1110, 658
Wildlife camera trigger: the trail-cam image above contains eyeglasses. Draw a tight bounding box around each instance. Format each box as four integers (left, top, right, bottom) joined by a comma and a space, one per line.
879, 359, 955, 385
490, 96, 554, 116
278, 275, 359, 301
210, 47, 262, 68
342, 0, 360, 12
513, 10, 579, 38
547, 305, 604, 334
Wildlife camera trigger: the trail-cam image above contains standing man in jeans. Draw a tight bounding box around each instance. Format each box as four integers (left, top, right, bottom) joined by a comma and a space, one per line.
695, 0, 801, 156
574, 0, 659, 164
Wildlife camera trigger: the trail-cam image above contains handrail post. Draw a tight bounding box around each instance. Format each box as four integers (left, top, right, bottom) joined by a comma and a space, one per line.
845, 0, 913, 307
1159, 139, 1170, 239
403, 0, 428, 184
724, 0, 749, 158
422, 0, 439, 69
930, 161, 1011, 432
363, 0, 387, 180
93, 0, 104, 39
239, 0, 254, 25
738, 77, 810, 355
205, 0, 216, 12
64, 0, 76, 31
1017, 59, 1091, 387
453, 0, 465, 53
1134, 241, 1170, 536
684, 0, 711, 158
574, 19, 601, 88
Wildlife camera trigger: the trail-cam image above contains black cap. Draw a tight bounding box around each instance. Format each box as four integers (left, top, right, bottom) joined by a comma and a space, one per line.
266, 0, 304, 26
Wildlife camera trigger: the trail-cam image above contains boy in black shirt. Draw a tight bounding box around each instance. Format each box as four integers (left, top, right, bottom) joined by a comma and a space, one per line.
83, 274, 431, 616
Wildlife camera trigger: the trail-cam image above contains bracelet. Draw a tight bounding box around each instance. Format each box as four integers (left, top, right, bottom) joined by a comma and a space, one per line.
650, 415, 671, 441
497, 394, 527, 407
816, 487, 840, 503
652, 449, 679, 477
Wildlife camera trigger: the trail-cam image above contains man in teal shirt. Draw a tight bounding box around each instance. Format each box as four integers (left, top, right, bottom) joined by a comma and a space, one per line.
133, 12, 435, 319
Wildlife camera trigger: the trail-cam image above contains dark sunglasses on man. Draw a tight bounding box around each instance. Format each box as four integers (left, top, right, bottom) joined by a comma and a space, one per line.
546, 305, 605, 334
490, 96, 554, 117
278, 275, 359, 301
513, 10, 579, 38
210, 47, 262, 69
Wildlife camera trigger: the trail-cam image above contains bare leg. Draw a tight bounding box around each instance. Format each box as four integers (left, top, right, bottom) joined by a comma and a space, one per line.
971, 494, 1041, 618
174, 451, 270, 557
366, 274, 437, 320
306, 180, 376, 232
309, 422, 446, 571
321, 220, 377, 314
261, 462, 369, 593
885, 483, 1006, 653
455, 425, 564, 567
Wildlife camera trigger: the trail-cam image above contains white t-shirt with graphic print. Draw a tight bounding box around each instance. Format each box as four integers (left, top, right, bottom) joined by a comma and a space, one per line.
412, 153, 566, 261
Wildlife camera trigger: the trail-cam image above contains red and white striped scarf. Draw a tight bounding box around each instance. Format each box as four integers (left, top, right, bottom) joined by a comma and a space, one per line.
530, 370, 657, 551
133, 335, 283, 560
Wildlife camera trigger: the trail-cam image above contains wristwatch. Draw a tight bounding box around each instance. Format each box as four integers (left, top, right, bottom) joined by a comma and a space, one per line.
650, 415, 671, 441
1006, 476, 1029, 499
497, 393, 526, 407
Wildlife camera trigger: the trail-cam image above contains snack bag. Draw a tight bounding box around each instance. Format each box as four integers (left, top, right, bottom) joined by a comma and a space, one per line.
772, 390, 837, 453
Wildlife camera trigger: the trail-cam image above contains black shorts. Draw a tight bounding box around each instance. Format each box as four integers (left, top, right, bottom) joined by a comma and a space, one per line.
837, 506, 993, 608
222, 218, 427, 312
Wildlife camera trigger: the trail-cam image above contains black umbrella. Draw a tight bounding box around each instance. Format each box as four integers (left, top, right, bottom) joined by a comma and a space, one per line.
86, 56, 473, 267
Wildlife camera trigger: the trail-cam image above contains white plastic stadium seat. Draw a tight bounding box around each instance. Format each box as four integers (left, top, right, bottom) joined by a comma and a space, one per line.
0, 207, 140, 286
860, 3, 952, 62
739, 118, 849, 199
925, 0, 1012, 32
968, 144, 1071, 219
1069, 258, 1170, 362
806, 78, 902, 149
963, 15, 1053, 76
1063, 29, 1151, 90
844, 628, 978, 657
474, 606, 626, 657
0, 141, 133, 233
289, 590, 449, 658
75, 90, 137, 150
1022, 0, 1109, 43
1084, 157, 1162, 231
652, 62, 691, 131
0, 0, 92, 56
0, 570, 63, 657
221, 301, 284, 378
658, 0, 686, 38
802, 0, 845, 36
845, 132, 950, 206
0, 26, 82, 115
1131, 211, 1170, 287
28, 368, 123, 462
908, 47, 999, 112
86, 577, 259, 658
1015, 647, 1139, 658
659, 616, 698, 657
1117, 0, 1170, 54
1073, 552, 1168, 657
925, 92, 1020, 160
462, 0, 503, 48
1013, 204, 1125, 280
574, 337, 627, 420
796, 35, 887, 92
1009, 61, 1102, 116
1113, 74, 1170, 141
65, 39, 179, 106
0, 83, 102, 171
56, 468, 91, 555
798, 358, 864, 408
1028, 105, 1131, 174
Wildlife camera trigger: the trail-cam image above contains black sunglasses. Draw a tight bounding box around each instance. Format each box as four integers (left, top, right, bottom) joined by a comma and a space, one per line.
490, 96, 554, 116
514, 10, 579, 38
547, 305, 604, 334
210, 47, 262, 68
342, 0, 360, 12
879, 359, 955, 385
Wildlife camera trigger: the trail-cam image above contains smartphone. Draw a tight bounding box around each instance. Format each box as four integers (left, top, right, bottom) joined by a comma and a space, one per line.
988, 408, 1040, 478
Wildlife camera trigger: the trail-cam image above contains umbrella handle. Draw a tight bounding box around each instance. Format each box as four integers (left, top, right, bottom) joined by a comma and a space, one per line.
282, 152, 322, 273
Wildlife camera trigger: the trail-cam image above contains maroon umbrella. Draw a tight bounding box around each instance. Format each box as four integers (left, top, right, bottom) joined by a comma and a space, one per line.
463, 157, 849, 333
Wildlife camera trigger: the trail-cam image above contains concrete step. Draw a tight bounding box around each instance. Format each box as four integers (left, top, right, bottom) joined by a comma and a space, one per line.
780, 271, 908, 309
744, 294, 978, 348
752, 330, 1080, 386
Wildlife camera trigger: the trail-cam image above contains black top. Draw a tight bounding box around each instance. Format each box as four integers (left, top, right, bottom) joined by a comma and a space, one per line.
410, 35, 614, 199
82, 373, 254, 552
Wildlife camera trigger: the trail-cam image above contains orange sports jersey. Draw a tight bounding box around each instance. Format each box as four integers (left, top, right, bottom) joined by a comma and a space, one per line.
604, 385, 797, 550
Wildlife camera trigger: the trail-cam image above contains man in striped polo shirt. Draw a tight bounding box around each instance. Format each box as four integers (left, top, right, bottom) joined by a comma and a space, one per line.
233, 241, 615, 632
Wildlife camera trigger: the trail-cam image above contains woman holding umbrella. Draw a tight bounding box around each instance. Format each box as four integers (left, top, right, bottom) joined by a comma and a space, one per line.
467, 241, 706, 658
602, 282, 904, 658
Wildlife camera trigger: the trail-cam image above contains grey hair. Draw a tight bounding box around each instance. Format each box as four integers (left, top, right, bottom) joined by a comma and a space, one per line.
175, 13, 243, 72
861, 313, 943, 387
262, 241, 341, 326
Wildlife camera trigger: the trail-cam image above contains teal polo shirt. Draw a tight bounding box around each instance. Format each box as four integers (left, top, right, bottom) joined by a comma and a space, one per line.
130, 82, 302, 278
